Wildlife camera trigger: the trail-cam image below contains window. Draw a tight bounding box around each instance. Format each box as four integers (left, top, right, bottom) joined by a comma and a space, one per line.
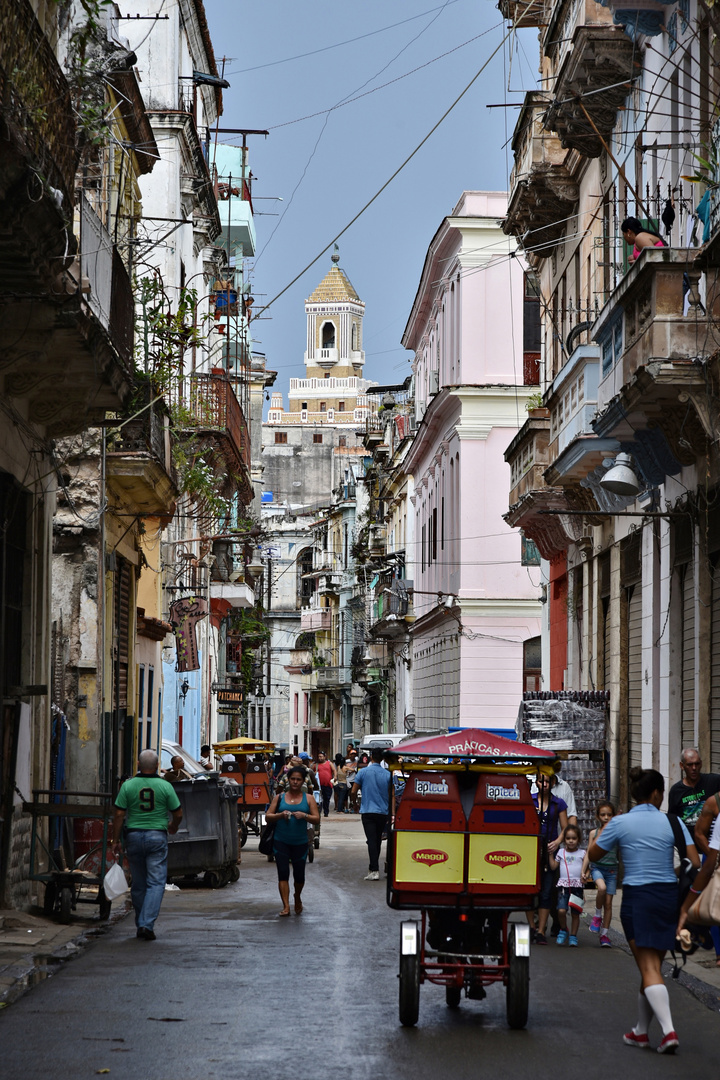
338, 401, 345, 412
521, 534, 541, 566
301, 401, 308, 410
322, 321, 335, 348
313, 433, 323, 444
275, 431, 288, 444
320, 401, 326, 412
338, 436, 347, 447
432, 507, 438, 561
324, 372, 330, 379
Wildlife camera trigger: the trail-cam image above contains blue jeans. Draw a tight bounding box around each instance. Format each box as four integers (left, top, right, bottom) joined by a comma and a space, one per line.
125, 829, 168, 931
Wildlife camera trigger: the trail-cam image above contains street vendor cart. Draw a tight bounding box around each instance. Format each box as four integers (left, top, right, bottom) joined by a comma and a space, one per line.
212, 738, 275, 846
386, 728, 557, 1028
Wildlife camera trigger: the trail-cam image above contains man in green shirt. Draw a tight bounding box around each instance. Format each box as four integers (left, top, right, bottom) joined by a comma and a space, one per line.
112, 750, 183, 940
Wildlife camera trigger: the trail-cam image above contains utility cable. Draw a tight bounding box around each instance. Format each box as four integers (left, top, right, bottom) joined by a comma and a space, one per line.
253, 21, 515, 322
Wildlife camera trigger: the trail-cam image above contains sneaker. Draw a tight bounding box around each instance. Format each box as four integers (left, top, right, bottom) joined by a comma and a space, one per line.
568, 935, 579, 947
623, 1031, 650, 1049
657, 1032, 679, 1055
600, 933, 612, 948
589, 915, 602, 933
364, 871, 379, 881
534, 932, 548, 945
556, 930, 568, 945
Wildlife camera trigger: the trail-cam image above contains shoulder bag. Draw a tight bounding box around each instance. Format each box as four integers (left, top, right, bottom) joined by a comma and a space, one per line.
687, 847, 720, 926
667, 813, 699, 906
259, 799, 281, 856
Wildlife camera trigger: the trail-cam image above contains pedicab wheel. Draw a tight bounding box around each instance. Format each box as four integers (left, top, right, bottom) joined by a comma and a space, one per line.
307, 840, 314, 863
398, 923, 420, 1027
59, 886, 73, 924
239, 820, 248, 848
43, 882, 57, 917
98, 887, 112, 921
228, 863, 240, 883
445, 984, 462, 1009
204, 870, 222, 889
506, 927, 529, 1030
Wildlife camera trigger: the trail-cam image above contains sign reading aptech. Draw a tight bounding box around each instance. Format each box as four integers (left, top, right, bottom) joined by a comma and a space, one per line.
412, 849, 449, 865
484, 849, 522, 869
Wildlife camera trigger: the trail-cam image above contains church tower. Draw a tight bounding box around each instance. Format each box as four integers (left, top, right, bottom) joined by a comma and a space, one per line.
304, 246, 365, 379
266, 248, 373, 427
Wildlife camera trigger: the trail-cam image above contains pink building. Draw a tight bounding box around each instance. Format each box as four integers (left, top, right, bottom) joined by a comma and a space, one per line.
402, 192, 543, 731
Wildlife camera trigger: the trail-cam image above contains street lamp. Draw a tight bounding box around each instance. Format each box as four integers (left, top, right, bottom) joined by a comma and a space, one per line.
600, 453, 643, 497
179, 677, 190, 703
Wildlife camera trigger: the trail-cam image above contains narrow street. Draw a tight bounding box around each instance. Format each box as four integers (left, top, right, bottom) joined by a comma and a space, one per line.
1, 817, 718, 1079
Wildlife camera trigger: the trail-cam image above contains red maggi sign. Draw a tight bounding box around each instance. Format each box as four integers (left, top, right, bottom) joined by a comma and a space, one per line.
412, 849, 449, 865
484, 850, 521, 869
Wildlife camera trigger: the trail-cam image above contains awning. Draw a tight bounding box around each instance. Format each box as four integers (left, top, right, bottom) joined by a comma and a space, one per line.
212, 737, 276, 754
392, 728, 555, 761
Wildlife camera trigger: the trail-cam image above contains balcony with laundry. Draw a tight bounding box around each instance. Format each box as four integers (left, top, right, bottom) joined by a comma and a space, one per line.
591, 248, 720, 467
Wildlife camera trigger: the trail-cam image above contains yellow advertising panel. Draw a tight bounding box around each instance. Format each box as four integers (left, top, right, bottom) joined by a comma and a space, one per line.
468, 834, 538, 886
395, 831, 464, 885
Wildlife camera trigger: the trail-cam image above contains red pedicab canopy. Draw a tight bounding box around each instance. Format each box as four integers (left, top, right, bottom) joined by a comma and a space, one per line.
389, 728, 555, 762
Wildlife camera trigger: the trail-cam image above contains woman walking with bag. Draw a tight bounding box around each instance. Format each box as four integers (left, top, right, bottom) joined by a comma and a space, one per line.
265, 766, 320, 916
589, 767, 700, 1054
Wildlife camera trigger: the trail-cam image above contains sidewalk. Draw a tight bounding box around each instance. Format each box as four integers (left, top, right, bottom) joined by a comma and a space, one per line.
0, 903, 129, 1007
586, 888, 720, 1006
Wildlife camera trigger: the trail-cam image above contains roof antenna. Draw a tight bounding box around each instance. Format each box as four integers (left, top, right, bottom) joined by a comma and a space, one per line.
331, 243, 340, 265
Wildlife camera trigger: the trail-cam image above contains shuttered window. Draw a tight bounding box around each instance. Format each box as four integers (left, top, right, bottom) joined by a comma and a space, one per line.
711, 558, 720, 772
681, 563, 695, 748
114, 557, 131, 709
626, 584, 643, 768
602, 596, 610, 691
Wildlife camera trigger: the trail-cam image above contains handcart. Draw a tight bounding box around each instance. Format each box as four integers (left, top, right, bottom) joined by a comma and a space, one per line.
212, 738, 275, 847
386, 728, 557, 1029
24, 789, 115, 924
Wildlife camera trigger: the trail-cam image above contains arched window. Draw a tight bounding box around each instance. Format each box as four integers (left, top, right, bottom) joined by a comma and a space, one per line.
322, 321, 336, 349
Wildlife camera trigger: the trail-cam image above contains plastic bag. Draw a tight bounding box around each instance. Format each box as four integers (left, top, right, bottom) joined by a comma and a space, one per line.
103, 859, 129, 901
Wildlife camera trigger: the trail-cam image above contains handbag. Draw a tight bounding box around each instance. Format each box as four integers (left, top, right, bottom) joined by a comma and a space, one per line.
259, 802, 279, 856
667, 813, 699, 906
687, 850, 720, 926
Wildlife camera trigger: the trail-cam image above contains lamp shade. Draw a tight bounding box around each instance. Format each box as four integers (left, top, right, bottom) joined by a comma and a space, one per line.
600, 453, 642, 497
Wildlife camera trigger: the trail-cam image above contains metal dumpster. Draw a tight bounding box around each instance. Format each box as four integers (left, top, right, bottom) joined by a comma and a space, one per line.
167, 775, 240, 888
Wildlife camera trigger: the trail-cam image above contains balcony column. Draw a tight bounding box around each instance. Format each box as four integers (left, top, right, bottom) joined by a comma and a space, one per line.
608, 543, 624, 808
658, 519, 680, 784
641, 522, 661, 770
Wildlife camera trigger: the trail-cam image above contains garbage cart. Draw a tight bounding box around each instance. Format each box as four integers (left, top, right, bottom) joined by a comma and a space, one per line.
167, 775, 240, 888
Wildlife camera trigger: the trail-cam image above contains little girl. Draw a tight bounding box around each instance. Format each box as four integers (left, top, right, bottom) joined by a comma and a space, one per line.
549, 825, 586, 946
581, 801, 617, 948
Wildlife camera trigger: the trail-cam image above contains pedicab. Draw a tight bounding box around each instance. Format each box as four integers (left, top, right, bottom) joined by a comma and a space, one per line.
212, 738, 275, 847
386, 728, 557, 1029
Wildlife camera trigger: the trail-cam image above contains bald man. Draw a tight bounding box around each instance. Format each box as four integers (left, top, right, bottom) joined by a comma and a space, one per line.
113, 750, 183, 940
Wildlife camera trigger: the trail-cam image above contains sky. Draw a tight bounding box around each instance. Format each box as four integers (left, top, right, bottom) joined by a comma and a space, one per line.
204, 0, 539, 405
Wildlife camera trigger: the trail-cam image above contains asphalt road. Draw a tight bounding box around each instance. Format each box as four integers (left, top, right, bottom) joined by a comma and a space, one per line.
1, 816, 719, 1080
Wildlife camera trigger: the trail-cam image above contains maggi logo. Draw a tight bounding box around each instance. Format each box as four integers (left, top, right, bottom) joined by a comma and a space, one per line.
412, 849, 449, 865
484, 850, 521, 869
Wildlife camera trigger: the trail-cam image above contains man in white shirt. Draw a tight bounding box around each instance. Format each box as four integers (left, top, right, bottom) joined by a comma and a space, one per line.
552, 765, 577, 826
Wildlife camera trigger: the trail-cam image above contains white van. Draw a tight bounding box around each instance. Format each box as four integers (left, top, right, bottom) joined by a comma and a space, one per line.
358, 734, 409, 755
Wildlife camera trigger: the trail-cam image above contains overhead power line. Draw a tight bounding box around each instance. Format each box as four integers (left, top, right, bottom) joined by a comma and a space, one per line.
253, 21, 515, 322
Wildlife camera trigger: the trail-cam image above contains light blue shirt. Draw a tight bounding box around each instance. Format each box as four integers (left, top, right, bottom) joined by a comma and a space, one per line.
353, 763, 391, 814
595, 804, 692, 886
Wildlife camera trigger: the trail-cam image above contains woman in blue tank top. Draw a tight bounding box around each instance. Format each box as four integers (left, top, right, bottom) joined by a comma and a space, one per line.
266, 766, 320, 916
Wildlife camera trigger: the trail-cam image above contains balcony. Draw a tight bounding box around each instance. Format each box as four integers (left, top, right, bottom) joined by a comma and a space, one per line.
317, 574, 342, 595
213, 143, 256, 257
506, 411, 552, 507
370, 579, 414, 640
300, 609, 331, 632
106, 394, 178, 519
505, 93, 578, 252
315, 347, 339, 368
81, 197, 135, 367
544, 345, 610, 480
498, 0, 546, 27
544, 24, 639, 158
177, 372, 253, 503
590, 249, 718, 468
